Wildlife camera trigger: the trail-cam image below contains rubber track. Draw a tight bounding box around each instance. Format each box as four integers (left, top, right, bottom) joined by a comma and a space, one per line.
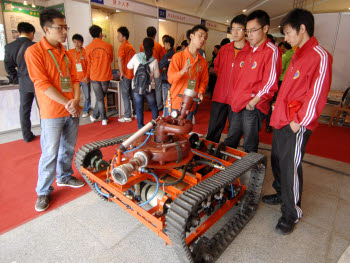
74, 134, 132, 201
166, 152, 267, 263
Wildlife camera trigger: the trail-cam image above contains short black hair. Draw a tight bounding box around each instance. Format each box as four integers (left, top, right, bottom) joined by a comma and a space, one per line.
89, 25, 102, 38
146, 26, 157, 38
164, 36, 175, 48
215, 45, 221, 50
230, 14, 247, 28
17, 22, 35, 34
267, 34, 275, 44
162, 34, 169, 40
181, 40, 188, 47
186, 29, 191, 41
176, 46, 182, 51
278, 42, 284, 48
220, 38, 231, 46
117, 26, 129, 40
284, 42, 292, 50
280, 8, 314, 37
191, 24, 208, 35
39, 8, 65, 30
72, 34, 84, 43
247, 9, 270, 28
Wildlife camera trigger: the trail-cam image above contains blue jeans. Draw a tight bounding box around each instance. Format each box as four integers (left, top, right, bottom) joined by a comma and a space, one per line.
133, 90, 159, 129
80, 81, 91, 113
36, 116, 79, 195
120, 77, 135, 118
91, 80, 110, 120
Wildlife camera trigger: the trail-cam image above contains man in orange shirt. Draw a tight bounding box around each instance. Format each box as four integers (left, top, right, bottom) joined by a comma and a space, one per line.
68, 34, 90, 118
85, 25, 113, 125
117, 26, 136, 122
166, 25, 209, 120
140, 26, 163, 110
25, 8, 85, 212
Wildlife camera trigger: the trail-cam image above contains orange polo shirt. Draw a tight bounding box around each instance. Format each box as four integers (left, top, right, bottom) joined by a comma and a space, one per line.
25, 37, 79, 119
67, 47, 87, 82
167, 47, 209, 110
140, 40, 163, 62
118, 40, 136, 80
85, 38, 113, 81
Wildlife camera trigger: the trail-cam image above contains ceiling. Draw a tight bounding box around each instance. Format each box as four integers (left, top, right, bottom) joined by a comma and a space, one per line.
135, 0, 350, 33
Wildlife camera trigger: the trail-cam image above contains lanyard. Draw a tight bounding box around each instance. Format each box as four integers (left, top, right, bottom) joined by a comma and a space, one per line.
188, 58, 200, 79
48, 49, 69, 76
74, 48, 81, 63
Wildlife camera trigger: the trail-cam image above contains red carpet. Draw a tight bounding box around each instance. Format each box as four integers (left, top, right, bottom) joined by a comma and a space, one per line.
1, 98, 349, 234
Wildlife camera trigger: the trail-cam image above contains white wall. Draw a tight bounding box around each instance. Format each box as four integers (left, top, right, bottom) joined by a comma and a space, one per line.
315, 12, 350, 91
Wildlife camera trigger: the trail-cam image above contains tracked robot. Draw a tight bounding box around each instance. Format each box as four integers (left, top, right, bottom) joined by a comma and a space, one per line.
75, 88, 266, 262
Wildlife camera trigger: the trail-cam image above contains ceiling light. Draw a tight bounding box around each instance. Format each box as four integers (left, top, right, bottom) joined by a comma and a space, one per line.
278, 26, 281, 28
159, 19, 165, 22
93, 18, 97, 21
106, 16, 109, 19
116, 10, 121, 12
23, 1, 28, 5
242, 9, 247, 13
32, 1, 36, 7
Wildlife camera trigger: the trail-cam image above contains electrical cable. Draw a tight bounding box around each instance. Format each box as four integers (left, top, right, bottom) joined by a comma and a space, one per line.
139, 168, 159, 206
94, 183, 109, 198
144, 163, 189, 187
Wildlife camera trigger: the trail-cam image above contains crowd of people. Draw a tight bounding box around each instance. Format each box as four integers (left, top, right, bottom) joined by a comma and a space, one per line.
4, 6, 333, 237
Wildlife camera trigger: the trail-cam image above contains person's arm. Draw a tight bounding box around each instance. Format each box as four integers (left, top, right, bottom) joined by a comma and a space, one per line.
291, 50, 333, 132
247, 46, 281, 110
118, 57, 124, 79
158, 52, 169, 70
127, 54, 135, 70
153, 59, 160, 79
167, 54, 191, 85
4, 45, 18, 82
198, 60, 209, 102
213, 48, 222, 74
84, 48, 91, 84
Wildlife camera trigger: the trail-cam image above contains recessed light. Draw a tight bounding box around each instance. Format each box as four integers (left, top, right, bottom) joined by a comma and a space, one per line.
278, 26, 281, 28
116, 10, 121, 12
159, 19, 165, 22
106, 16, 109, 19
242, 9, 247, 13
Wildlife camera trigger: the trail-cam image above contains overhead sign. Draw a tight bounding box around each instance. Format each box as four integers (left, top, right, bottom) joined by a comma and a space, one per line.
165, 10, 200, 25
94, 0, 158, 18
201, 18, 228, 32
159, 8, 166, 19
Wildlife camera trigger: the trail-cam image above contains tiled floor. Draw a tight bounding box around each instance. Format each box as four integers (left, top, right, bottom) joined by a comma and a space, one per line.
0, 119, 349, 263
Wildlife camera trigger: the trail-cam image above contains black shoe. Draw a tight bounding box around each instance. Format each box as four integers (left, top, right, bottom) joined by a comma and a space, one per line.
262, 194, 282, 205
275, 217, 296, 235
24, 134, 36, 143
266, 126, 272, 133
35, 195, 50, 212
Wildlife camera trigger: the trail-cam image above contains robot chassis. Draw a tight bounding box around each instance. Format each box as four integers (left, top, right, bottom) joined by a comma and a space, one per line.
75, 88, 267, 263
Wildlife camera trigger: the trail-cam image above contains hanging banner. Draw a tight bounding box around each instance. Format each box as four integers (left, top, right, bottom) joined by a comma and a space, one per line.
2, 1, 45, 43
164, 10, 200, 25
93, 0, 158, 18
201, 19, 228, 32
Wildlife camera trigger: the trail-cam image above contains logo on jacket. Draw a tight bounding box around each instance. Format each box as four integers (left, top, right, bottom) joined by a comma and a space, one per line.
240, 61, 244, 68
251, 61, 257, 69
198, 65, 202, 72
293, 70, 300, 79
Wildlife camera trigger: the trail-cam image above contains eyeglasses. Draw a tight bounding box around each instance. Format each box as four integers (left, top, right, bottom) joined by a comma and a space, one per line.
230, 27, 245, 32
48, 25, 70, 31
245, 27, 262, 34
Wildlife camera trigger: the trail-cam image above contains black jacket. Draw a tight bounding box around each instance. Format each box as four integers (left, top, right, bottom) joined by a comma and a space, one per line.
4, 37, 35, 92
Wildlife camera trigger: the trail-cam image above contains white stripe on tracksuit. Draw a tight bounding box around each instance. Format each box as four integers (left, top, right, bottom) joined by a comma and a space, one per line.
293, 125, 306, 220
300, 46, 328, 126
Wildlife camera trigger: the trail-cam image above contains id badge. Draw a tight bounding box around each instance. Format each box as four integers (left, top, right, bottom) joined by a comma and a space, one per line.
76, 63, 83, 72
60, 76, 72, 92
187, 79, 196, 90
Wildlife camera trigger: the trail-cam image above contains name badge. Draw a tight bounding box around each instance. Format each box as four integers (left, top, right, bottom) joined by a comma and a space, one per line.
61, 76, 72, 92
187, 79, 196, 90
76, 63, 83, 72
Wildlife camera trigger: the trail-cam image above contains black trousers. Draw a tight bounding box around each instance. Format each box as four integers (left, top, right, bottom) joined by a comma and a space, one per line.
206, 101, 232, 143
224, 108, 265, 152
271, 125, 312, 222
19, 90, 37, 141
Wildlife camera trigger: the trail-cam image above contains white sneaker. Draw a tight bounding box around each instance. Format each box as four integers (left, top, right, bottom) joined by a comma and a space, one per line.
192, 116, 196, 124
102, 119, 108, 125
82, 112, 89, 118
118, 117, 132, 122
90, 115, 97, 122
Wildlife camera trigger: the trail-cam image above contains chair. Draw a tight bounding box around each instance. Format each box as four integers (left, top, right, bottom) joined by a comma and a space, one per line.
328, 87, 350, 127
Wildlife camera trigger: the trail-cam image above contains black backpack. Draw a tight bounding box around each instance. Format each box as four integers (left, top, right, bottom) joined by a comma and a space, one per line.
133, 57, 154, 95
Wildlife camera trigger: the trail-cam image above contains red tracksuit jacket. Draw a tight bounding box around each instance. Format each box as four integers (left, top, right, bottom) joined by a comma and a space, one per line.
230, 39, 282, 115
270, 36, 333, 131
212, 41, 251, 105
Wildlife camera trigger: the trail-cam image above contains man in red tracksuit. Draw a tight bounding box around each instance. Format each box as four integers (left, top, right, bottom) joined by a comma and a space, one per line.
225, 10, 282, 152
263, 9, 333, 235
206, 14, 250, 143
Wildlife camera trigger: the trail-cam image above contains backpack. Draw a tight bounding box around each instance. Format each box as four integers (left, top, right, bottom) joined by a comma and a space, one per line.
133, 57, 154, 95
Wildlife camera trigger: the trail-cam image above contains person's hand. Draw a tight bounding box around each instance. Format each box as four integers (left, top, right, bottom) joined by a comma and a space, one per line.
198, 93, 204, 103
119, 71, 124, 79
65, 99, 80, 117
246, 101, 255, 111
180, 61, 191, 75
289, 120, 301, 133
83, 77, 89, 84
